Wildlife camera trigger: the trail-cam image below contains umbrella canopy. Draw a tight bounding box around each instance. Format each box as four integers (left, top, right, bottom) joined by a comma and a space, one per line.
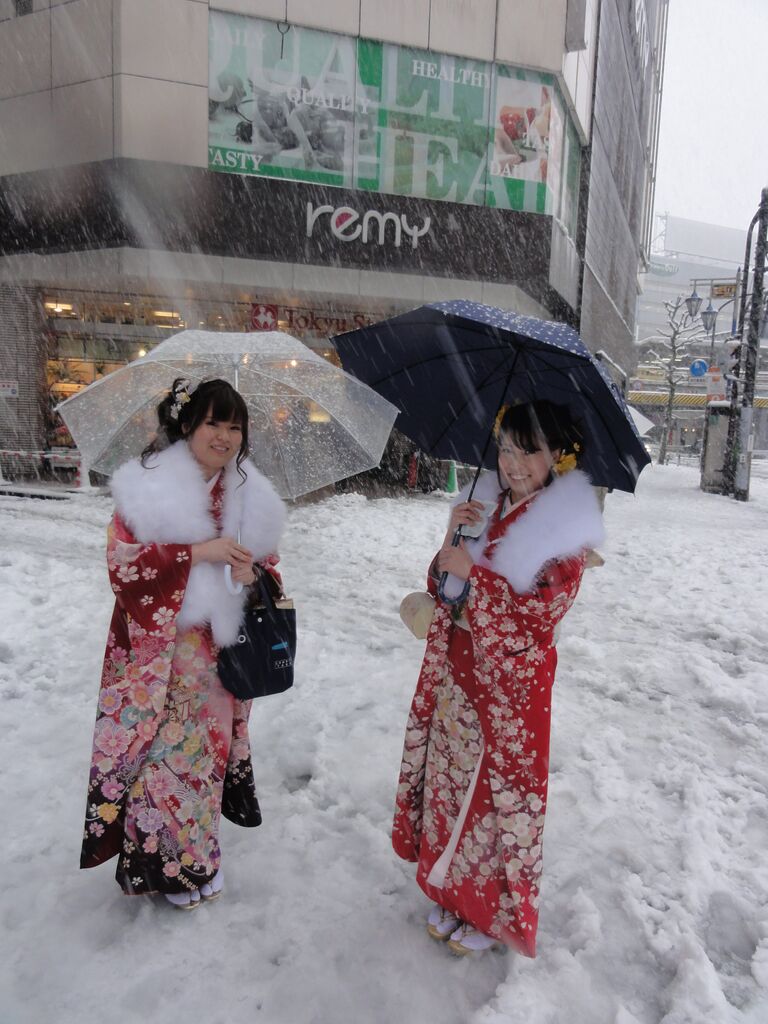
334, 300, 650, 492
57, 330, 398, 499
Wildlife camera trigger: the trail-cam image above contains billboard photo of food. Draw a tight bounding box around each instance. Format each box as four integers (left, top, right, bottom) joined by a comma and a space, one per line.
491, 76, 551, 183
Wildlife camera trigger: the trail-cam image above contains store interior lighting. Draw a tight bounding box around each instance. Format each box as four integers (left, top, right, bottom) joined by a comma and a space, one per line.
308, 408, 331, 423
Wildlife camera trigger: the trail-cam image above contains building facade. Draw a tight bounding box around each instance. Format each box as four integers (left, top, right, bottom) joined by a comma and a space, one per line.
579, 0, 667, 372
0, 0, 667, 470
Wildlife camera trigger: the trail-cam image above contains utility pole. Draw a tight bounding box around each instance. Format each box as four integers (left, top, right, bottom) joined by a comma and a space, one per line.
733, 187, 768, 501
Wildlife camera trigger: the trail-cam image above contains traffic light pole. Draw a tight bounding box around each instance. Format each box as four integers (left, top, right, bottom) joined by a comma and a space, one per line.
733, 187, 768, 502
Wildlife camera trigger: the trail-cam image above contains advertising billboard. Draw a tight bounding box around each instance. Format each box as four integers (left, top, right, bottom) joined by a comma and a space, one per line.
208, 12, 578, 223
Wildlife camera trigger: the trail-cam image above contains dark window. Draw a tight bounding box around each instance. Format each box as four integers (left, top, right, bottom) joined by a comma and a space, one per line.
15, 0, 33, 15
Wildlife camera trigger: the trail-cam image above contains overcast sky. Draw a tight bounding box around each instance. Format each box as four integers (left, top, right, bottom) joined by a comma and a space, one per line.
653, 0, 768, 233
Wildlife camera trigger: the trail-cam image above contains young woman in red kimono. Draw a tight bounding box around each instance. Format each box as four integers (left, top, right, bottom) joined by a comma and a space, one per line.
80, 378, 285, 910
392, 401, 605, 955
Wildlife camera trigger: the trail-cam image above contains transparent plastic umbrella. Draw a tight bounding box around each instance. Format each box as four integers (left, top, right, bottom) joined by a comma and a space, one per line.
56, 330, 399, 500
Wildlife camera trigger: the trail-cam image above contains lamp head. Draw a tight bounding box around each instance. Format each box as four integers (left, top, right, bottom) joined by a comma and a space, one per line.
700, 301, 717, 333
685, 289, 703, 319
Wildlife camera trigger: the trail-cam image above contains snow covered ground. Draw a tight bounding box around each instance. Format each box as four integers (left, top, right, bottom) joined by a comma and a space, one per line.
1, 464, 766, 1024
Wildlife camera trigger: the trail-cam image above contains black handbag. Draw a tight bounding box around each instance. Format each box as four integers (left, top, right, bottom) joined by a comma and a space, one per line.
217, 573, 296, 700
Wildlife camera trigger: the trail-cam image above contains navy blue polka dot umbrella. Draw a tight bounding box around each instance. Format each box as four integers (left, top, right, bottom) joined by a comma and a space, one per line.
334, 299, 650, 493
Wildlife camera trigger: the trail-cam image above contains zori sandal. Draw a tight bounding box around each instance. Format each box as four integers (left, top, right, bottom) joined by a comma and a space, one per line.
164, 889, 201, 911
447, 922, 500, 956
200, 868, 224, 902
426, 904, 462, 941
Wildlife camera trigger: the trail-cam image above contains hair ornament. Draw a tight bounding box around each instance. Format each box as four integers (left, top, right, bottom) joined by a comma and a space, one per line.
553, 442, 580, 475
169, 378, 199, 420
493, 404, 510, 438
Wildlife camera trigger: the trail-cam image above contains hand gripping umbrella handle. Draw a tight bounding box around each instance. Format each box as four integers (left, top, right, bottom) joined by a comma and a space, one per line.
437, 527, 471, 605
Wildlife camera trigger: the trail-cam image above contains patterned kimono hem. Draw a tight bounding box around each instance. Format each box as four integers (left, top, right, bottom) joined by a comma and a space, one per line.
426, 740, 485, 889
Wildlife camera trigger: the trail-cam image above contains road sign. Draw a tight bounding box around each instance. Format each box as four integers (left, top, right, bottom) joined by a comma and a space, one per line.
690, 359, 708, 378
705, 369, 726, 401
711, 282, 737, 299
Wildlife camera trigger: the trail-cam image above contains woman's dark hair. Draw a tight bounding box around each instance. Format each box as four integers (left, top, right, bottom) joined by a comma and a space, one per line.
496, 400, 584, 482
141, 378, 249, 474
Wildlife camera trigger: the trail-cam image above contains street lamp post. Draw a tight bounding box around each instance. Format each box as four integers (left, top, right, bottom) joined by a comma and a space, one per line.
695, 295, 737, 372
683, 284, 738, 495
700, 300, 717, 365
733, 186, 768, 502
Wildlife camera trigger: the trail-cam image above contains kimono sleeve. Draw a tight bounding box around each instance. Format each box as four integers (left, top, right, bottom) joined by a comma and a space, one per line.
465, 553, 586, 658
424, 553, 441, 597
106, 513, 192, 633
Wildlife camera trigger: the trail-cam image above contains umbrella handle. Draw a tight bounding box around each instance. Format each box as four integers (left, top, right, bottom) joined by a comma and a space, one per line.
437, 527, 472, 605
224, 564, 244, 596
224, 523, 244, 595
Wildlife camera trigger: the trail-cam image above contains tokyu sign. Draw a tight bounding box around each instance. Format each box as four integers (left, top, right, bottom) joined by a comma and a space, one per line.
306, 202, 431, 249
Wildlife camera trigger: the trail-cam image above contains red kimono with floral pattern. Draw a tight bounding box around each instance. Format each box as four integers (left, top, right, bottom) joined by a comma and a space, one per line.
392, 495, 586, 956
80, 476, 261, 895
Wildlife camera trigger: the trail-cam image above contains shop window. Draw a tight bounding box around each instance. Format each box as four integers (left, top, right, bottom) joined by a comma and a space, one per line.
44, 301, 77, 318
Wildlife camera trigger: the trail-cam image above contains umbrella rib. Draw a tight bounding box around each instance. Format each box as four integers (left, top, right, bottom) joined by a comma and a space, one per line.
81, 387, 167, 469
249, 396, 298, 498
144, 358, 304, 395
362, 344, 587, 387
425, 346, 527, 454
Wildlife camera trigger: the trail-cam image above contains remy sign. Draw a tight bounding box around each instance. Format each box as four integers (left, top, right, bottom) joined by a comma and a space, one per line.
208, 12, 578, 221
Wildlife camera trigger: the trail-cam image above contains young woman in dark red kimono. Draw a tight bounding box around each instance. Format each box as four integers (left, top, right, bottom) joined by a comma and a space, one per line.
80, 378, 285, 910
392, 401, 605, 955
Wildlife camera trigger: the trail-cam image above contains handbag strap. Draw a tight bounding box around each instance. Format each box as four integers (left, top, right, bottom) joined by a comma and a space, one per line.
247, 570, 284, 610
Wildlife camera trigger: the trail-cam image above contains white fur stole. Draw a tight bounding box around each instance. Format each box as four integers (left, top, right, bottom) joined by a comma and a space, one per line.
110, 441, 286, 646
441, 469, 605, 599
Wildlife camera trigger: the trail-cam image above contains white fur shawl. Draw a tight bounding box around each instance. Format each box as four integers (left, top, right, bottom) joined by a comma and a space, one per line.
110, 441, 286, 646
441, 469, 605, 599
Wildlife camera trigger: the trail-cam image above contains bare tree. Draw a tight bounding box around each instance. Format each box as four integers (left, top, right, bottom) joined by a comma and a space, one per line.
640, 297, 705, 465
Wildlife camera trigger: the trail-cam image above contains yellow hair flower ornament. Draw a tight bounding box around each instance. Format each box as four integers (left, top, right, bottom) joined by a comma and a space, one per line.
554, 451, 578, 475
493, 404, 511, 438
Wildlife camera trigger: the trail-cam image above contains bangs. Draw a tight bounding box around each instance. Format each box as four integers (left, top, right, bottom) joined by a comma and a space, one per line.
207, 385, 248, 427
498, 406, 545, 451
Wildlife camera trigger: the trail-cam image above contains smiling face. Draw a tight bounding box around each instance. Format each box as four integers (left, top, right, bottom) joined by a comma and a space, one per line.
497, 429, 560, 503
185, 406, 243, 479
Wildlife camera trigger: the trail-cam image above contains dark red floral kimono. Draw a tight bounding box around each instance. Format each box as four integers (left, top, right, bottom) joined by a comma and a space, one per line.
80, 477, 261, 895
393, 493, 587, 956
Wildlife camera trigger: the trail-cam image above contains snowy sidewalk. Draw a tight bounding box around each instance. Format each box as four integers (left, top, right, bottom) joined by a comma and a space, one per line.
0, 465, 766, 1024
